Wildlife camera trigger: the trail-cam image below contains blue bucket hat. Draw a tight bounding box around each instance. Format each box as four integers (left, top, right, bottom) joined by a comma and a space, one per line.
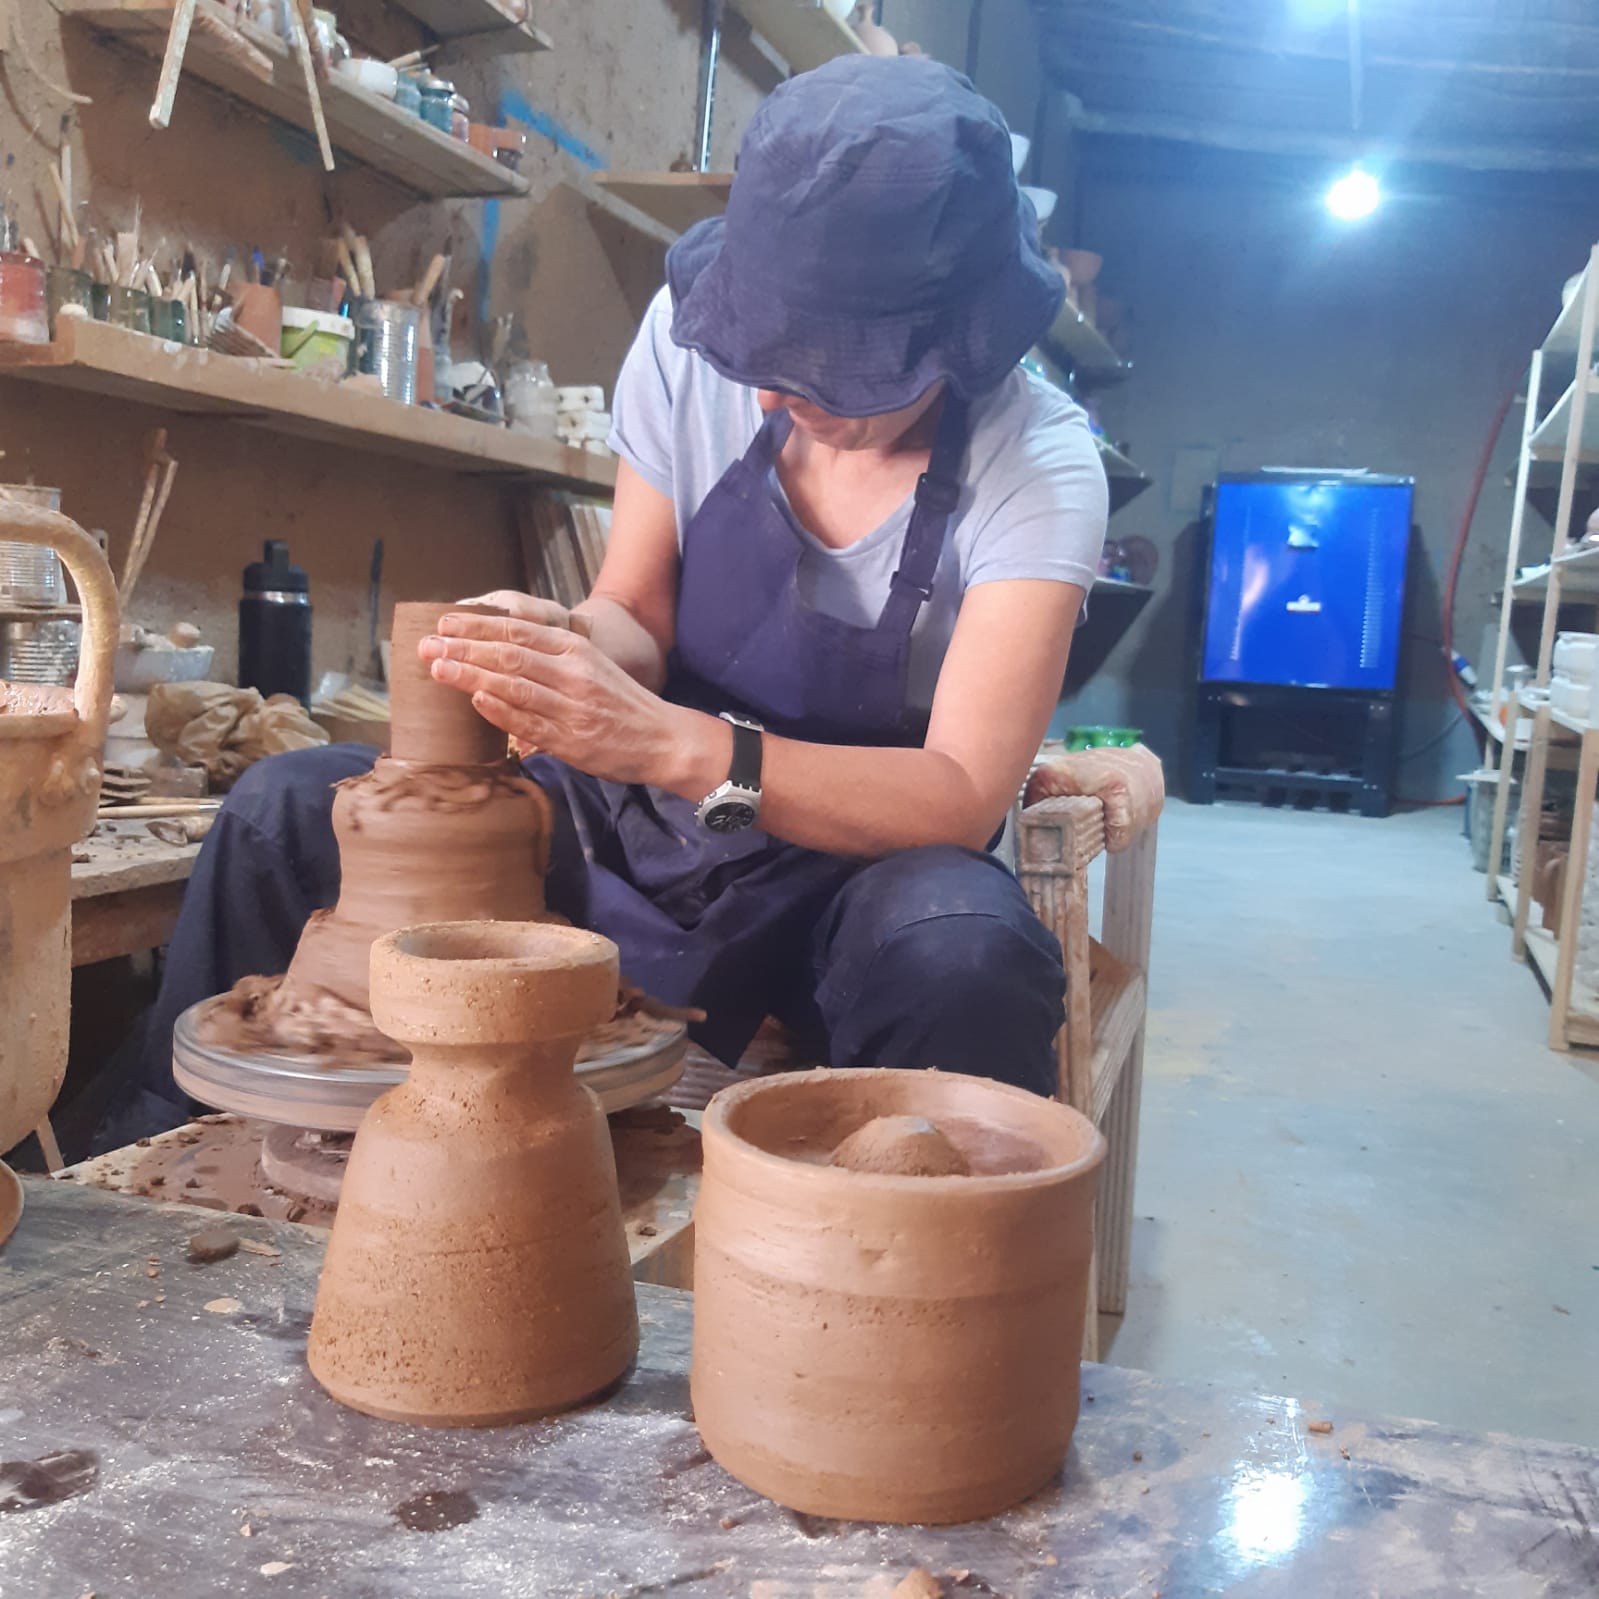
666, 55, 1063, 419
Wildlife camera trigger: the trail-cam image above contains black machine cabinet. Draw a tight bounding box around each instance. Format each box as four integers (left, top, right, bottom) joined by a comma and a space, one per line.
1188, 471, 1413, 817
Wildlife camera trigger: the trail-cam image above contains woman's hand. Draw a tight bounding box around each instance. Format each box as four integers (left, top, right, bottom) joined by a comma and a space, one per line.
419, 609, 714, 789
454, 590, 589, 636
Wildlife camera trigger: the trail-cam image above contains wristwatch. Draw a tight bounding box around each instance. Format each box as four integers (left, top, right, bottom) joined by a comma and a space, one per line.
695, 713, 764, 833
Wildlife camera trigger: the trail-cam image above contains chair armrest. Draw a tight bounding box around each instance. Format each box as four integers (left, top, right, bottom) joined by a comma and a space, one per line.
1024, 744, 1165, 853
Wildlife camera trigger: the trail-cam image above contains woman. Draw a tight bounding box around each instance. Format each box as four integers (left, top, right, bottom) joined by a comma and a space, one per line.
123, 54, 1106, 1137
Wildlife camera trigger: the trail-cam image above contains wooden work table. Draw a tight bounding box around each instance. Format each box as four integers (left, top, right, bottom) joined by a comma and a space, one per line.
2, 1178, 1593, 1597
71, 823, 201, 967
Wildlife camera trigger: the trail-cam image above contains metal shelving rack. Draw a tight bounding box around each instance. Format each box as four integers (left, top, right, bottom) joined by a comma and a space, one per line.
1481, 243, 1599, 1048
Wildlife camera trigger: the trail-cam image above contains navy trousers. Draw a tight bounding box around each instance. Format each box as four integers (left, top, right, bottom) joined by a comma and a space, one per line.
115, 745, 1065, 1142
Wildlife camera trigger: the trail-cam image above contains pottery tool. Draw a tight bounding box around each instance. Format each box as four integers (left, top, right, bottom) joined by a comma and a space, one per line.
413, 252, 446, 308
295, 0, 331, 81
285, 0, 335, 172
96, 799, 222, 820
148, 0, 199, 129
386, 45, 438, 69
119, 430, 178, 608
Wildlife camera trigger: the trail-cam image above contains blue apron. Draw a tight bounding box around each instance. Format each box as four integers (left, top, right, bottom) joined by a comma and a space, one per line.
532, 394, 970, 1061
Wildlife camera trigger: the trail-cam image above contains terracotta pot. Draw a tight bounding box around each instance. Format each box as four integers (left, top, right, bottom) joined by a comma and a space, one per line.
692, 1068, 1105, 1523
307, 920, 639, 1424
1060, 249, 1103, 289
0, 505, 117, 1243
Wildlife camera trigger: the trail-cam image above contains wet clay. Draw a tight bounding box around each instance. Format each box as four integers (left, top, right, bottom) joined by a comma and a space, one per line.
200, 603, 555, 1055
829, 1115, 970, 1177
307, 921, 640, 1426
692, 1068, 1106, 1524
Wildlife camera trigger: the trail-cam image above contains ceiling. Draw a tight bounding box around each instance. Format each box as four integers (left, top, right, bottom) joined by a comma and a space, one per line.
1027, 0, 1599, 170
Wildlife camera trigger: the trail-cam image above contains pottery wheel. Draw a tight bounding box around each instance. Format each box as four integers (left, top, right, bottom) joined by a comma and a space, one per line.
172, 997, 688, 1134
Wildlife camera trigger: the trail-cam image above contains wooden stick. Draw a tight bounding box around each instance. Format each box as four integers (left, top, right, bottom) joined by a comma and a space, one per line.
295, 0, 331, 81
414, 251, 446, 306
286, 1, 335, 171
34, 1119, 64, 1174
149, 0, 200, 129
97, 800, 221, 819
123, 452, 179, 607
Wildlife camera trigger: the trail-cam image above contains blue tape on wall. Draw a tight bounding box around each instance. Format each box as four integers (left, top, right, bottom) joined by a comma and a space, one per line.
498, 88, 606, 170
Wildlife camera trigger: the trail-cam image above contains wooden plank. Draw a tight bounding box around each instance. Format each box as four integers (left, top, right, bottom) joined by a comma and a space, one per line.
0, 319, 616, 494
594, 172, 732, 236
59, 0, 529, 200
1512, 706, 1554, 957
1548, 730, 1599, 1050
385, 0, 552, 51
1045, 298, 1128, 383
728, 0, 865, 72
71, 880, 187, 965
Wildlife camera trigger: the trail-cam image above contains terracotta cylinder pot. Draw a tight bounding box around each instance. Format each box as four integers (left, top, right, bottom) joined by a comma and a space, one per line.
307, 921, 639, 1425
692, 1068, 1106, 1523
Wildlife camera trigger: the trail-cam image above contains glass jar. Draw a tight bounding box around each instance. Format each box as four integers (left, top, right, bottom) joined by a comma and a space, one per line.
418, 78, 455, 135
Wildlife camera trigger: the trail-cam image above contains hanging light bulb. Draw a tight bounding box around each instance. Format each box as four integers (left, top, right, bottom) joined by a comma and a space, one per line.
1325, 163, 1380, 220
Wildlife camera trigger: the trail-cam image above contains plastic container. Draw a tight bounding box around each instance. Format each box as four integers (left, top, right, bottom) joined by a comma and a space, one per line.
150, 297, 189, 344
335, 56, 398, 97
0, 252, 49, 345
355, 300, 420, 404
281, 306, 354, 373
450, 94, 470, 141
1553, 631, 1599, 684
238, 539, 312, 707
393, 74, 423, 117
504, 360, 559, 438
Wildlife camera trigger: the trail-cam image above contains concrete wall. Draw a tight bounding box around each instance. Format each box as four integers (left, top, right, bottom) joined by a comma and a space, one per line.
1062, 139, 1599, 799
0, 0, 775, 682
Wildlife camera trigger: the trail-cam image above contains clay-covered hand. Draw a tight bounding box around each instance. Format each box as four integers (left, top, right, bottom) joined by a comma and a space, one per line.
455, 590, 586, 634
420, 610, 692, 786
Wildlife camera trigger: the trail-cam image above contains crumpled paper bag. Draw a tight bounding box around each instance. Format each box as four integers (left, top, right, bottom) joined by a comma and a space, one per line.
146, 681, 328, 789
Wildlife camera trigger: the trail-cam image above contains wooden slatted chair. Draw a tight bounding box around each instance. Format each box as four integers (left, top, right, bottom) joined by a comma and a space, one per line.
1017, 743, 1163, 1359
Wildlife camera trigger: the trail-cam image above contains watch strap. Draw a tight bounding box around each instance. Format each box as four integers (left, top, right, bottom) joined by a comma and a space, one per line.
719, 713, 763, 792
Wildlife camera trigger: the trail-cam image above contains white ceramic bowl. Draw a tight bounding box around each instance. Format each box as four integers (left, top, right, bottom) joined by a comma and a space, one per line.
113, 643, 215, 692
1021, 185, 1057, 224
336, 57, 399, 99
1010, 133, 1031, 175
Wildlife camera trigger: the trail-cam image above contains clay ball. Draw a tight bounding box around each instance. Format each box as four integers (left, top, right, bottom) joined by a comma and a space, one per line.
828, 1114, 970, 1177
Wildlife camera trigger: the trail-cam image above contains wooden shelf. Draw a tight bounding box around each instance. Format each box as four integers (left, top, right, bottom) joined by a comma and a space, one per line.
1513, 542, 1599, 598
1529, 373, 1599, 461
0, 319, 615, 494
1523, 925, 1599, 1048
385, 0, 551, 52
1543, 261, 1592, 358
728, 0, 866, 72
1045, 300, 1128, 386
593, 172, 732, 236
1096, 437, 1151, 514
61, 0, 529, 200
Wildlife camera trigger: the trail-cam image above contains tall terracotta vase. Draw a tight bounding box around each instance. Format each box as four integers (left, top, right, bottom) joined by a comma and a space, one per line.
0, 504, 117, 1244
692, 1068, 1106, 1523
307, 920, 639, 1425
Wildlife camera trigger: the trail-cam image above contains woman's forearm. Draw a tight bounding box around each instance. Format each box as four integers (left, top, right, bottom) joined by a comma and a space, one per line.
657, 707, 1003, 856
576, 594, 669, 692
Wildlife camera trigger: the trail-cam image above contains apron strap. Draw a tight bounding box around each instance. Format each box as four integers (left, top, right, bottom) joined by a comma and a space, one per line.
878, 394, 970, 641
744, 405, 793, 469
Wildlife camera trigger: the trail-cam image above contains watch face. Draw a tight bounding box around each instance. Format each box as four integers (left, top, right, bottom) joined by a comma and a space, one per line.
703, 799, 757, 834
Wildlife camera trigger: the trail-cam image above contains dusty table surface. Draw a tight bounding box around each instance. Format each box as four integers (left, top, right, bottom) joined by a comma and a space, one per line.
1, 1179, 1595, 1599
70, 823, 201, 899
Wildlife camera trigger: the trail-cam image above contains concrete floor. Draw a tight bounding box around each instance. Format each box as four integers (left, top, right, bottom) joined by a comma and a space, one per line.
1110, 799, 1599, 1450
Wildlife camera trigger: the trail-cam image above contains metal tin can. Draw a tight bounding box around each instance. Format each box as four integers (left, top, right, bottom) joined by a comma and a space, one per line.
355, 300, 421, 404
0, 485, 67, 605
0, 618, 81, 684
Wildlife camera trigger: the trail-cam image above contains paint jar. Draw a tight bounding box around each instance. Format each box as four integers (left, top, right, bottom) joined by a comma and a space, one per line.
281, 306, 354, 374
150, 297, 189, 344
355, 300, 420, 404
108, 285, 153, 336
393, 73, 423, 118
89, 281, 110, 321
0, 485, 67, 606
505, 360, 559, 439
45, 267, 94, 337
450, 94, 470, 141
418, 78, 455, 134
0, 252, 50, 345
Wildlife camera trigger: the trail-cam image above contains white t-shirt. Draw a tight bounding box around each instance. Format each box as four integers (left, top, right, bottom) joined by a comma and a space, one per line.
609, 287, 1107, 716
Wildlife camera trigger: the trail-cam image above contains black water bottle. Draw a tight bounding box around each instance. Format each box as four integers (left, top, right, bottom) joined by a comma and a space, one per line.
238, 540, 312, 706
